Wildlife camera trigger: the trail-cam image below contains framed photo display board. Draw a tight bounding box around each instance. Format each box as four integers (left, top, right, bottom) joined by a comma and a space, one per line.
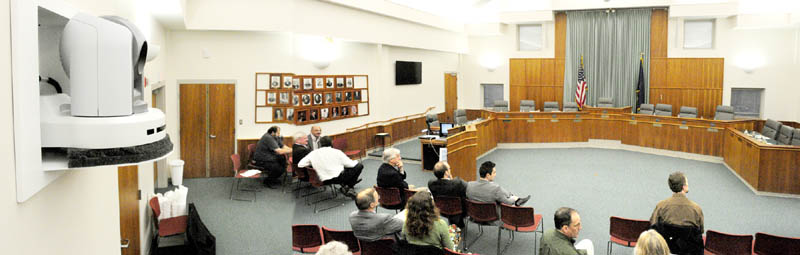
255, 73, 369, 124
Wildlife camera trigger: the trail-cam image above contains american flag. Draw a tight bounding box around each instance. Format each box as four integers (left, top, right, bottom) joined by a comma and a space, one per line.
575, 61, 588, 109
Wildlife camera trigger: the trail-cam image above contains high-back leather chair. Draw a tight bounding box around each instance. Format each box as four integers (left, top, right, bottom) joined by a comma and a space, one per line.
454, 109, 467, 126
597, 97, 614, 107
493, 100, 509, 112
678, 106, 698, 118
639, 104, 655, 115
543, 101, 560, 112
714, 105, 735, 120
761, 119, 782, 140
563, 102, 579, 112
792, 129, 800, 146
776, 125, 794, 145
654, 104, 673, 116
426, 114, 439, 135
519, 100, 535, 112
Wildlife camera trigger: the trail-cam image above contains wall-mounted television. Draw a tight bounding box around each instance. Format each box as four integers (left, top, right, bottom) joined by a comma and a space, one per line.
395, 61, 421, 85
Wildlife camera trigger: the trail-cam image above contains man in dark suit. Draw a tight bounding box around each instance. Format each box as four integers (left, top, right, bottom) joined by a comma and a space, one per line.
427, 161, 467, 227
349, 188, 403, 241
376, 148, 410, 190
291, 133, 311, 182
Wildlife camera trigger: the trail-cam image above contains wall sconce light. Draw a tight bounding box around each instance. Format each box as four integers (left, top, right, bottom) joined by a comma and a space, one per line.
298, 35, 338, 70
733, 52, 765, 73
479, 53, 502, 72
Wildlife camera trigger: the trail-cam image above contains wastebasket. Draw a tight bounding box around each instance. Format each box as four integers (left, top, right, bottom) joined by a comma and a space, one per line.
169, 160, 185, 186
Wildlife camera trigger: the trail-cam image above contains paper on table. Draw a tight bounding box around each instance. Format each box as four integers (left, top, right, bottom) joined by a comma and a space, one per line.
240, 169, 261, 177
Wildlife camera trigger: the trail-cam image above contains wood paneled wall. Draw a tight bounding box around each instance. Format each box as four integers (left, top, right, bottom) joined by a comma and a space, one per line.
508, 13, 566, 113
509, 59, 563, 111
649, 58, 724, 118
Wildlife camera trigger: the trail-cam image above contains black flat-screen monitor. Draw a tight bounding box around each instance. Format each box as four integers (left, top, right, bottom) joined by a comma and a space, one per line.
439, 122, 454, 137
395, 61, 421, 85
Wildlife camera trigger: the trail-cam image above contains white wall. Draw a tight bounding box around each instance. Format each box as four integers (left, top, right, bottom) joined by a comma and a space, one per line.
164, 30, 459, 162
668, 17, 800, 120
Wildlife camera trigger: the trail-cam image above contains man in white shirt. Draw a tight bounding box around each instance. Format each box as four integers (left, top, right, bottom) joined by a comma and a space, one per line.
298, 136, 363, 198
308, 126, 322, 151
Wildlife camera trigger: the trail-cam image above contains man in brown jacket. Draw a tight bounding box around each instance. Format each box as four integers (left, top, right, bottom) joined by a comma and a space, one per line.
650, 171, 704, 254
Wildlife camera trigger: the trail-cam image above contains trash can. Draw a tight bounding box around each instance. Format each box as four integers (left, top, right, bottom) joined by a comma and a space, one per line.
169, 160, 185, 186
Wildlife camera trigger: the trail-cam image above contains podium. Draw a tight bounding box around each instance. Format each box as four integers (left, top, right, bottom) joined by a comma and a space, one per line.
419, 137, 446, 171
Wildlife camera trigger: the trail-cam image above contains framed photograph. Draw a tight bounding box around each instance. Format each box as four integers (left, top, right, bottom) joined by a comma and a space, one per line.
297, 110, 307, 123
325, 77, 334, 88
267, 92, 276, 104
270, 75, 280, 89
324, 93, 333, 104
274, 108, 284, 121
351, 105, 358, 115
287, 108, 295, 121
279, 92, 289, 104
360, 89, 368, 101
315, 77, 324, 89
313, 93, 322, 105
256, 91, 266, 106
303, 77, 313, 90
331, 107, 340, 118
302, 94, 311, 106
341, 106, 349, 116
354, 90, 361, 101
321, 108, 329, 119
283, 75, 292, 89
292, 94, 300, 106
309, 109, 319, 121
336, 77, 344, 88
346, 77, 353, 88
335, 92, 342, 103
345, 91, 352, 102
292, 78, 300, 89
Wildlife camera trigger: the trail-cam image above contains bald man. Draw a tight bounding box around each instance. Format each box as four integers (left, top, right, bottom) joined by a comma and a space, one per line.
308, 126, 322, 150
349, 188, 403, 241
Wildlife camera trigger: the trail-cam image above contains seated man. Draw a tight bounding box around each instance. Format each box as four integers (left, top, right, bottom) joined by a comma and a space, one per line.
297, 136, 363, 198
349, 188, 404, 242
466, 161, 530, 206
377, 148, 411, 190
291, 132, 311, 181
252, 126, 292, 187
650, 171, 704, 254
540, 207, 594, 255
427, 161, 467, 227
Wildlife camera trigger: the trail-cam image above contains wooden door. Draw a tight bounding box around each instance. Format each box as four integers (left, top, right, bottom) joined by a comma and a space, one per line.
444, 73, 457, 122
208, 84, 235, 177
118, 165, 140, 255
180, 84, 208, 178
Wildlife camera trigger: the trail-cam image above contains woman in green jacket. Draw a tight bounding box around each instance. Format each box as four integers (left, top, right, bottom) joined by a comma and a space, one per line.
402, 191, 454, 250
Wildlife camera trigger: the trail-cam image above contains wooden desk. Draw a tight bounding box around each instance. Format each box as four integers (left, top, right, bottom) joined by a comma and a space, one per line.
443, 109, 800, 195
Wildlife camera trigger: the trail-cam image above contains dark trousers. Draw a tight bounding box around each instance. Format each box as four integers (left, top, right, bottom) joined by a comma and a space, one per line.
252, 159, 286, 180
322, 163, 363, 187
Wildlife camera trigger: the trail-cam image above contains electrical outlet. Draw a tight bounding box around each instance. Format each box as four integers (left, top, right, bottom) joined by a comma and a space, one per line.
239, 119, 243, 125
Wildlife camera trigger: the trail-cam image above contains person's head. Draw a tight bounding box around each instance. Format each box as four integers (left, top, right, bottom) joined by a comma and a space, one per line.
668, 171, 688, 193
433, 161, 451, 179
293, 132, 308, 145
314, 241, 352, 255
554, 207, 582, 239
311, 126, 322, 138
479, 161, 497, 181
382, 148, 402, 166
634, 230, 670, 255
404, 191, 439, 238
267, 126, 280, 136
319, 136, 332, 147
355, 188, 379, 211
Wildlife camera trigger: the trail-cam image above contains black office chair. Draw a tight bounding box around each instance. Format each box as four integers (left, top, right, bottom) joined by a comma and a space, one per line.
426, 114, 439, 135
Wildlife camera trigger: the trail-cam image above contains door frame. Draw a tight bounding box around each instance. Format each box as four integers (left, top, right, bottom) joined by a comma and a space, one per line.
444, 72, 458, 123
177, 79, 238, 177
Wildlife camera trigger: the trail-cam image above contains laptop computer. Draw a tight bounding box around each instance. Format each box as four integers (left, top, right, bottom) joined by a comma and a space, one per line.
439, 122, 454, 137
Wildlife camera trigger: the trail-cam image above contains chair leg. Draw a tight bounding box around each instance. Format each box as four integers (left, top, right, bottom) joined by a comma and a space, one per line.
229, 178, 236, 200
607, 241, 612, 255
496, 227, 502, 255
465, 223, 484, 251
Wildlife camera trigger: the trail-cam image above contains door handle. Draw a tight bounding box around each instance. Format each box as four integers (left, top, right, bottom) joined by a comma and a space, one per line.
210, 134, 216, 138
121, 239, 130, 249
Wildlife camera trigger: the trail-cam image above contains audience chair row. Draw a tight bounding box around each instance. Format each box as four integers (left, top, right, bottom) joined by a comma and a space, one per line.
607, 216, 800, 255
292, 224, 474, 255
461, 199, 543, 255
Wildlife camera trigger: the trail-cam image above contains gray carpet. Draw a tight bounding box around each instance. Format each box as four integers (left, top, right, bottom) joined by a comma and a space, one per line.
368, 137, 422, 160
178, 148, 800, 255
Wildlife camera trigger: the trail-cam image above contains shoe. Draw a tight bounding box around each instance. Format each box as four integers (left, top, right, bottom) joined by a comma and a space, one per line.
339, 186, 350, 195
353, 178, 362, 186
514, 195, 531, 206
346, 189, 357, 199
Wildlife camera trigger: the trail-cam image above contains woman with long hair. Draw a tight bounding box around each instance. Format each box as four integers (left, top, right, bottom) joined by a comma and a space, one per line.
402, 191, 454, 250
634, 229, 671, 255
